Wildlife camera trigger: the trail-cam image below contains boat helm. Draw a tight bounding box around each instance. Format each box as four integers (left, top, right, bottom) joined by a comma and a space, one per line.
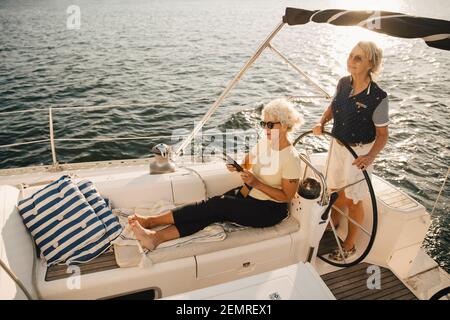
298, 177, 321, 200
149, 143, 176, 174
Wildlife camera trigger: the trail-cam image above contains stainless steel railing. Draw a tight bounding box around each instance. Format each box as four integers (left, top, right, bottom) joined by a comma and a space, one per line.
0, 103, 261, 169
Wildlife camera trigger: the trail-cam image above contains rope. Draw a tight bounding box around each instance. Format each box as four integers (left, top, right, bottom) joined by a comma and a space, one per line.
0, 258, 34, 300
179, 165, 209, 201
0, 108, 49, 116
431, 166, 449, 215
0, 104, 154, 116
0, 132, 252, 149
0, 139, 51, 149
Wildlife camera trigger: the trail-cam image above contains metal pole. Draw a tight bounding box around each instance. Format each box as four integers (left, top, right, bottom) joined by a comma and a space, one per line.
0, 258, 34, 300
48, 107, 58, 166
268, 44, 332, 99
431, 167, 449, 215
174, 21, 286, 157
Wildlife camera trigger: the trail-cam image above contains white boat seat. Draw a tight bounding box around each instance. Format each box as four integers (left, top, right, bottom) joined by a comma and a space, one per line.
0, 185, 37, 300
145, 213, 300, 264
38, 213, 299, 299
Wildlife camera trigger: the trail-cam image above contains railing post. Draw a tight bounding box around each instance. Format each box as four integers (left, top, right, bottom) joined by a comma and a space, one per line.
48, 107, 58, 167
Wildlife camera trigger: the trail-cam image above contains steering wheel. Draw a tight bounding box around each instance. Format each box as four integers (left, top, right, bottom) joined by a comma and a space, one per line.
293, 130, 378, 268
430, 286, 450, 300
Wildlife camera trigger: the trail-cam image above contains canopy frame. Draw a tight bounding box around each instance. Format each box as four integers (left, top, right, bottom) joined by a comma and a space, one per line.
175, 20, 331, 157
176, 7, 450, 157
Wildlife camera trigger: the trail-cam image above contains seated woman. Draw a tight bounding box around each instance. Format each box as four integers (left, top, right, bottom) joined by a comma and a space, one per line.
129, 98, 304, 250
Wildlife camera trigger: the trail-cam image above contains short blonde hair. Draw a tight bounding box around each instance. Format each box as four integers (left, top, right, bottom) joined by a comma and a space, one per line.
262, 98, 304, 132
356, 41, 383, 76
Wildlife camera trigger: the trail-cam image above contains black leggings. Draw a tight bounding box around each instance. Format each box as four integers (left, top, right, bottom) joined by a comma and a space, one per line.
172, 187, 288, 237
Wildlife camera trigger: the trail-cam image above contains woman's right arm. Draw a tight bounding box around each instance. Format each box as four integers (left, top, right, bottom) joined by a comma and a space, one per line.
313, 104, 333, 135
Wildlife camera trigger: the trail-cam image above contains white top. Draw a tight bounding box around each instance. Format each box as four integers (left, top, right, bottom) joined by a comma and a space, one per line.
248, 136, 302, 202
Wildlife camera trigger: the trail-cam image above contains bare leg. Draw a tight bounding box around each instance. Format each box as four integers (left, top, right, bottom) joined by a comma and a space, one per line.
343, 200, 364, 251
128, 210, 175, 229
130, 220, 180, 250
328, 191, 364, 251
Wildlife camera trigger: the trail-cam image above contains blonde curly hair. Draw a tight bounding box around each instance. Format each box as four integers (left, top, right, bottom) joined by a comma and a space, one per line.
262, 98, 304, 132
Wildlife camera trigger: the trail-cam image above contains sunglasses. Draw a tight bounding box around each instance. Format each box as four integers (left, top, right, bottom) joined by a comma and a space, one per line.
348, 53, 366, 63
260, 121, 280, 129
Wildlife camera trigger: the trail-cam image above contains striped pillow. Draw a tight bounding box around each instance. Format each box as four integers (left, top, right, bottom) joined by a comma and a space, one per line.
77, 180, 122, 241
17, 175, 107, 266
67, 180, 122, 264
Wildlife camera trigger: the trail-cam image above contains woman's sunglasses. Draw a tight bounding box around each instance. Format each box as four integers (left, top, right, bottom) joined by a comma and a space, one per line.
260, 121, 280, 129
348, 53, 365, 63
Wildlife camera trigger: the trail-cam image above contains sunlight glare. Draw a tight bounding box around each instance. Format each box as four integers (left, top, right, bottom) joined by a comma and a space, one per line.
329, 0, 403, 12
325, 0, 404, 76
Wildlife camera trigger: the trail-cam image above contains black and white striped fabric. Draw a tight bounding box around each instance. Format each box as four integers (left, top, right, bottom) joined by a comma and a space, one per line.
283, 8, 450, 51
67, 180, 122, 264
18, 175, 107, 266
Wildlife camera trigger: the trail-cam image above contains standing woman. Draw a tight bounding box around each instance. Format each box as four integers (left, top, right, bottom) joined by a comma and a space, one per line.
313, 41, 389, 261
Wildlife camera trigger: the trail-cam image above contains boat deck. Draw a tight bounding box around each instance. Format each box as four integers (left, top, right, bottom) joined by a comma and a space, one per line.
45, 251, 119, 282
46, 241, 417, 301
318, 232, 417, 300
320, 262, 417, 300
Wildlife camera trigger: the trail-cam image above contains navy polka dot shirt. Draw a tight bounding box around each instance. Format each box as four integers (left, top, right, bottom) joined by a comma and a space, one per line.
331, 76, 389, 144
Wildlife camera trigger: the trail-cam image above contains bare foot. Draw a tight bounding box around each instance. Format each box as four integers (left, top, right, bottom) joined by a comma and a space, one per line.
342, 241, 355, 252
130, 220, 158, 250
128, 214, 153, 229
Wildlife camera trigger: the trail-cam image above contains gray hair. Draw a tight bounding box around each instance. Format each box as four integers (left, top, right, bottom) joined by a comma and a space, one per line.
356, 41, 383, 77
262, 98, 304, 132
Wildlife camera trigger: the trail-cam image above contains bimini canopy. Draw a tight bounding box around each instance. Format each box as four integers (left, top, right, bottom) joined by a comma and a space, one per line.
283, 8, 450, 51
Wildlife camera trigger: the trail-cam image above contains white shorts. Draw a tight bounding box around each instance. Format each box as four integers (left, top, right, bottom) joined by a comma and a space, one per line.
326, 139, 374, 204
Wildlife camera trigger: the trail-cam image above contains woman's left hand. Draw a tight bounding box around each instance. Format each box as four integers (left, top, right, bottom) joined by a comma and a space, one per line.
240, 170, 260, 187
352, 154, 376, 170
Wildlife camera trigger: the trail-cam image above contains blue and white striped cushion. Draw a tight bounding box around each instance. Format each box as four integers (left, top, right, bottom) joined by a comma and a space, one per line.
17, 175, 107, 266
77, 180, 122, 241
66, 180, 122, 264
